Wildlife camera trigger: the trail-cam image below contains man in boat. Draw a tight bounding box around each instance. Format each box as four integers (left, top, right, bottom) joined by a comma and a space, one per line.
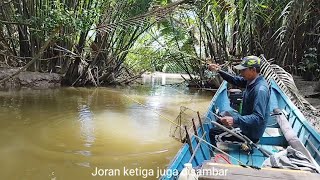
208, 55, 270, 146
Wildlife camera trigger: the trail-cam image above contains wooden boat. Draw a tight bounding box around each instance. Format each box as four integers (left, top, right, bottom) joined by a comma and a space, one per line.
162, 80, 320, 180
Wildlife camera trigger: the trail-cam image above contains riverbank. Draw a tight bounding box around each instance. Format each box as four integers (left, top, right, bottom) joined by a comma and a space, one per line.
0, 68, 61, 90
294, 76, 320, 109
0, 69, 319, 111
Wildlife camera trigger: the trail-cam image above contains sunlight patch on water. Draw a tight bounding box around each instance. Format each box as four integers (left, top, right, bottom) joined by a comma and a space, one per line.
0, 74, 213, 179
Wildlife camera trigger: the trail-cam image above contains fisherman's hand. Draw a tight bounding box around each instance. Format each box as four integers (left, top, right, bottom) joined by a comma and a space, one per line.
220, 116, 234, 127
208, 63, 221, 72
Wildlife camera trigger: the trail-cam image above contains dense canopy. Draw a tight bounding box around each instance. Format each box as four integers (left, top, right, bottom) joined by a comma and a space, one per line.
0, 0, 319, 86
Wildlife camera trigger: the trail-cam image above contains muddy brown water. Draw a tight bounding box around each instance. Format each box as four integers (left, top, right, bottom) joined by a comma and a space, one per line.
0, 73, 213, 180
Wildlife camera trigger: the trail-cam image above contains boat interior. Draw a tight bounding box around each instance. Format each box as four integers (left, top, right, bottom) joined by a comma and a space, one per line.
169, 80, 320, 172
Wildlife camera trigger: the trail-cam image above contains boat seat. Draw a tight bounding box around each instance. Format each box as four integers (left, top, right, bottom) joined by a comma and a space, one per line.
263, 127, 282, 137
227, 142, 286, 167
214, 128, 287, 167
260, 128, 287, 146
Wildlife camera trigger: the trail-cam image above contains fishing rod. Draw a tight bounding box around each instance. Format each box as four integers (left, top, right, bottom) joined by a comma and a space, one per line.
122, 93, 272, 169
122, 93, 253, 166
172, 105, 273, 157
192, 134, 248, 167
208, 111, 272, 157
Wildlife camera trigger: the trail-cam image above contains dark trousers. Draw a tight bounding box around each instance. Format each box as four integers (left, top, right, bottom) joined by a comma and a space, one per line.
209, 126, 259, 146
209, 127, 242, 147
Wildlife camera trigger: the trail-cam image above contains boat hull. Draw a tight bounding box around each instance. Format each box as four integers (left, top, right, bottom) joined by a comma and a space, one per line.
162, 80, 320, 179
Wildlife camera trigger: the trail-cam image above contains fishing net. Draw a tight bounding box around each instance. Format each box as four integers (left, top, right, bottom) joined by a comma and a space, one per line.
169, 106, 209, 142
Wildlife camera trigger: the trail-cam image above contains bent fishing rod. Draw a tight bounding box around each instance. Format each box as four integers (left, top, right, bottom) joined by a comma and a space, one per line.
209, 111, 272, 157
122, 93, 252, 166
123, 93, 272, 161
183, 106, 273, 157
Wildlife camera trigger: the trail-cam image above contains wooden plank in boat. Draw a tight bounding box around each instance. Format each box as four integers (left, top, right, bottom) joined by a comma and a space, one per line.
218, 143, 239, 165
199, 163, 320, 180
260, 128, 287, 146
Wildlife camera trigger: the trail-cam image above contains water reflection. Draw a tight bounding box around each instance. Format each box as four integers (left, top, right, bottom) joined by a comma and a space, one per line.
141, 72, 188, 86
0, 73, 213, 180
77, 104, 95, 148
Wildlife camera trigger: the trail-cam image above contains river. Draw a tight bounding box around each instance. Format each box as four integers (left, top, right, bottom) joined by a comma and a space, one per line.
0, 73, 213, 179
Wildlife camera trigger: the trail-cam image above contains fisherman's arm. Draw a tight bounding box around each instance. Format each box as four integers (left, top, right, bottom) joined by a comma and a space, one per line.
208, 63, 247, 88
232, 86, 269, 128
218, 70, 247, 88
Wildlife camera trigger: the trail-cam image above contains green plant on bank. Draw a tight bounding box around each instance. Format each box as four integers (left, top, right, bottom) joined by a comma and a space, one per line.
0, 0, 319, 86
298, 48, 319, 81
125, 0, 319, 87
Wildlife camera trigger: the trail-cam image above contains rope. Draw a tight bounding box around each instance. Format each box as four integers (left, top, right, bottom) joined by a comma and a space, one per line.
213, 154, 232, 164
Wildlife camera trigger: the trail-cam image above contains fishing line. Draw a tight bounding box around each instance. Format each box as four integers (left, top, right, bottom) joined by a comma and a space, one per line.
122, 93, 248, 166
122, 93, 181, 127
193, 134, 247, 166
165, 85, 198, 102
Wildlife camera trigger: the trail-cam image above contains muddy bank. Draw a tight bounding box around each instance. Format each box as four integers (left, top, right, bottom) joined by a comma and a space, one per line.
0, 68, 61, 90
294, 76, 320, 132
294, 76, 320, 109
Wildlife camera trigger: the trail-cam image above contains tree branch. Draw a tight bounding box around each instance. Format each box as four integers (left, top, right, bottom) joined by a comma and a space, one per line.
0, 19, 30, 26
0, 34, 56, 83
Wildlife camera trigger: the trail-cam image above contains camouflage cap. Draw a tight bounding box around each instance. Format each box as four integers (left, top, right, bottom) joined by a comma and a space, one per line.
234, 55, 261, 70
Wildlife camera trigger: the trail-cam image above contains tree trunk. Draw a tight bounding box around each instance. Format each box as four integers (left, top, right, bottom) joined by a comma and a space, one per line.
13, 0, 32, 69
62, 31, 88, 86
315, 81, 320, 92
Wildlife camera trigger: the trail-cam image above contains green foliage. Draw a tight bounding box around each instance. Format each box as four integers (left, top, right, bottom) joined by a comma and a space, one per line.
130, 0, 154, 16
126, 47, 158, 73
155, 0, 170, 6
298, 48, 319, 75
125, 30, 172, 73
1, 0, 319, 85
25, 2, 101, 40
